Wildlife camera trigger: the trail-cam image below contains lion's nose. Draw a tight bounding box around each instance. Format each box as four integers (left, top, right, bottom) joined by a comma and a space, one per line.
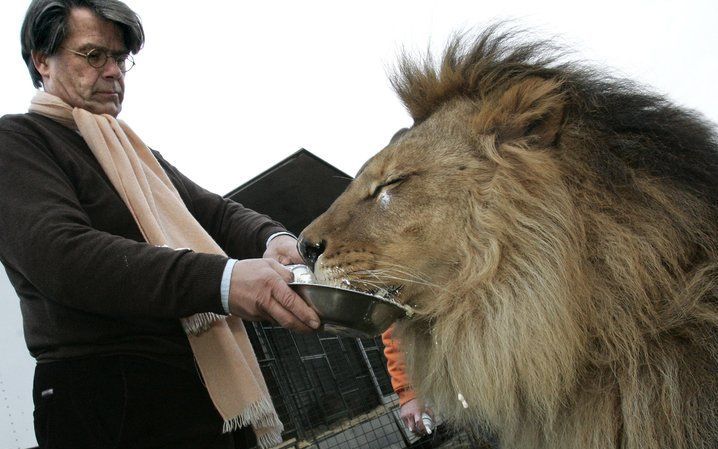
297, 235, 325, 270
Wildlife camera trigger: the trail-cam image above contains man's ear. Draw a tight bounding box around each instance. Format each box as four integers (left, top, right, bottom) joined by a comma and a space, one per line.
31, 50, 51, 80
473, 77, 565, 147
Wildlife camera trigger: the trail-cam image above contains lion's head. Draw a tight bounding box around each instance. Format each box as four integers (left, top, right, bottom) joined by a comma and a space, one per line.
299, 28, 718, 448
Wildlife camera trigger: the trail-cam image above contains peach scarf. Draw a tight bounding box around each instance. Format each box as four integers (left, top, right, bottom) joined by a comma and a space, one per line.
29, 91, 283, 448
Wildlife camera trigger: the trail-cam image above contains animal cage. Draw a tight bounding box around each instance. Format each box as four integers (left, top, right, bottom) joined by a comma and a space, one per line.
242, 321, 482, 449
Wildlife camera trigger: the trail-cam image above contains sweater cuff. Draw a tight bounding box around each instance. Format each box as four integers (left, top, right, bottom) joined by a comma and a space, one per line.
265, 231, 297, 248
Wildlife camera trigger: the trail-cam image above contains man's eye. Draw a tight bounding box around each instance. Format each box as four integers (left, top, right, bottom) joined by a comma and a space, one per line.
86, 50, 104, 66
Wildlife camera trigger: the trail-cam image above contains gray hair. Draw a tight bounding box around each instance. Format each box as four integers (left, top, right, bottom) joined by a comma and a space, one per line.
21, 0, 145, 88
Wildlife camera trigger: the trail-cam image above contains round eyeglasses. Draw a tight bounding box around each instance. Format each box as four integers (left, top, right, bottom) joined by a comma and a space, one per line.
62, 47, 135, 73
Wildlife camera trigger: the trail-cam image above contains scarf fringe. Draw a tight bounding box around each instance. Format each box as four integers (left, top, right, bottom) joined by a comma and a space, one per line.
182, 312, 225, 335
255, 429, 284, 449
222, 396, 284, 433
222, 397, 284, 448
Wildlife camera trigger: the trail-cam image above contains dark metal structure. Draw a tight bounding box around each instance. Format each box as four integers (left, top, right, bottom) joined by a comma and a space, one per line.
225, 149, 353, 237
226, 150, 480, 449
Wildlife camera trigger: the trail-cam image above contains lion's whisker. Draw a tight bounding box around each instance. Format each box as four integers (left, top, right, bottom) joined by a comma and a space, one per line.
352, 267, 449, 296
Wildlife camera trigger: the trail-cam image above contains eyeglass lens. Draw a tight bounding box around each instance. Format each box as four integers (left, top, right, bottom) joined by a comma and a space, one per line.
85, 49, 134, 72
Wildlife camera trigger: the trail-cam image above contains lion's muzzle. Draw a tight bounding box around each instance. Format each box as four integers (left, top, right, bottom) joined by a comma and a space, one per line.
297, 234, 325, 270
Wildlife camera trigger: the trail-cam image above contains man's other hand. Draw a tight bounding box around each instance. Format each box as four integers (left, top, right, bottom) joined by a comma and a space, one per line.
263, 235, 303, 265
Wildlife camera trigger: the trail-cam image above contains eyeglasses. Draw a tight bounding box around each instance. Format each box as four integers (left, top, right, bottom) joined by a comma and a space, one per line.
62, 47, 135, 73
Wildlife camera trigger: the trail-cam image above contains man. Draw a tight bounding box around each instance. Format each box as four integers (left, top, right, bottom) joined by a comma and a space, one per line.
0, 1, 319, 448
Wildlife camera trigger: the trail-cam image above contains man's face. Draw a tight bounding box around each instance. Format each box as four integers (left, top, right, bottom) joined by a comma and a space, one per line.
33, 8, 127, 116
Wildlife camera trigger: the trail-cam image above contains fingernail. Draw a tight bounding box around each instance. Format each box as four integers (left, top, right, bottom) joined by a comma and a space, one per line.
309, 320, 320, 329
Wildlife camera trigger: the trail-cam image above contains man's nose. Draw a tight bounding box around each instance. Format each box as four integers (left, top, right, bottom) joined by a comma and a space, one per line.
102, 58, 124, 78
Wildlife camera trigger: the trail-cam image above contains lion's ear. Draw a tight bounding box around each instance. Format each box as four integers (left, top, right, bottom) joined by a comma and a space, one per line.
388, 128, 410, 145
474, 77, 565, 147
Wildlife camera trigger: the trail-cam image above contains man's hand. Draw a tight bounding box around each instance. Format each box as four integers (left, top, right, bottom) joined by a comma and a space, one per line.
400, 398, 433, 435
228, 258, 320, 333
263, 235, 303, 265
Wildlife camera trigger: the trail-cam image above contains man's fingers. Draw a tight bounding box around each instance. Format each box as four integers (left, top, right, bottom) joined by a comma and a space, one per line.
404, 415, 416, 432
272, 280, 320, 329
266, 259, 294, 283
251, 279, 320, 332
261, 297, 313, 333
262, 298, 313, 333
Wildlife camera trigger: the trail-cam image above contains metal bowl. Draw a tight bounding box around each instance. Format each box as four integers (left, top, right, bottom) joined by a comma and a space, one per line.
289, 283, 412, 338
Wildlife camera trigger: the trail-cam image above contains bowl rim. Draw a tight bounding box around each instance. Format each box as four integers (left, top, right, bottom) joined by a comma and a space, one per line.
288, 282, 414, 317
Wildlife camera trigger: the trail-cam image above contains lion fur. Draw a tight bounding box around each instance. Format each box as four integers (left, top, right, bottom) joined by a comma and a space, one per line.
391, 28, 718, 449
302, 27, 718, 449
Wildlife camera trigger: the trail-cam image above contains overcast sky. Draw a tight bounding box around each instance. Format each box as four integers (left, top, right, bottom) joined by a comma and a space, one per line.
1, 0, 717, 194
1, 1, 716, 446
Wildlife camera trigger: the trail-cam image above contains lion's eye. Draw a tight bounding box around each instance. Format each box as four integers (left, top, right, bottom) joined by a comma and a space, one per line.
370, 176, 406, 198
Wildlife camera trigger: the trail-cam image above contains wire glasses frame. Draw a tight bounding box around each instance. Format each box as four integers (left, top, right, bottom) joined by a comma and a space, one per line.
62, 47, 135, 73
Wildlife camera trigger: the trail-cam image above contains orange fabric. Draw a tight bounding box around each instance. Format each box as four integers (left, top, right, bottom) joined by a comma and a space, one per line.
382, 325, 416, 406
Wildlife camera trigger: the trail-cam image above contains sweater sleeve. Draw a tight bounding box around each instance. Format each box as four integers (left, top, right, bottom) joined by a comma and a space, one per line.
382, 325, 417, 406
0, 129, 227, 319
154, 152, 286, 260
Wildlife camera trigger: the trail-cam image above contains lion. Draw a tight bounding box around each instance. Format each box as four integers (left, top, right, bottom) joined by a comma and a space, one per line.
297, 27, 718, 449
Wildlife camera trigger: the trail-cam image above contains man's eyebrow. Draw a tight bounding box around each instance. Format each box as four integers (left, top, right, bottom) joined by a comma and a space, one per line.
76, 43, 129, 55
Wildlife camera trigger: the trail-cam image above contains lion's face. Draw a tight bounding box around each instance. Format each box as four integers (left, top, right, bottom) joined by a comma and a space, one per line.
299, 101, 504, 308
298, 75, 569, 312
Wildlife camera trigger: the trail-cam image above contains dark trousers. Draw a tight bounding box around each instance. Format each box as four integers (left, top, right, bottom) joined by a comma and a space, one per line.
33, 354, 255, 449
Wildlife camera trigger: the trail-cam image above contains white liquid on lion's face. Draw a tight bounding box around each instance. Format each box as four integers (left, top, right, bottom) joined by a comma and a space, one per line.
379, 190, 391, 208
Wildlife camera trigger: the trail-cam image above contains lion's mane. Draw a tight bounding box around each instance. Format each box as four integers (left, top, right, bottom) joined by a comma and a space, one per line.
390, 28, 718, 448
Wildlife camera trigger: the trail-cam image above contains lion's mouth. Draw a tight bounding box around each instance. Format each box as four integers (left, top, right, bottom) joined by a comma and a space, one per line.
328, 277, 404, 303
313, 260, 410, 305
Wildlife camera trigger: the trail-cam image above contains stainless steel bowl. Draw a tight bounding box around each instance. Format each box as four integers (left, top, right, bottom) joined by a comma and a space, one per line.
289, 283, 412, 338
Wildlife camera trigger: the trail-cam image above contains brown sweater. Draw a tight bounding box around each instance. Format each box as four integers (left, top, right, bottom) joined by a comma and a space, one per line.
0, 113, 285, 362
